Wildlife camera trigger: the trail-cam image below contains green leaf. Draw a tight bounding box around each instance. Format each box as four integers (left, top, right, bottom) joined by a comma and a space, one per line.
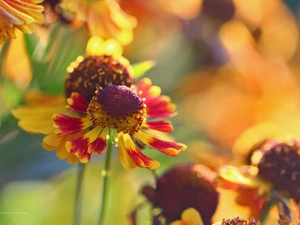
24, 33, 39, 57
131, 60, 156, 79
29, 21, 89, 94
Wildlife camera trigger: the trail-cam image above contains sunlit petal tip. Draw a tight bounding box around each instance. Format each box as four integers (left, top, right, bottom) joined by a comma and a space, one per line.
66, 92, 89, 114
103, 38, 123, 57
148, 160, 160, 170
180, 143, 187, 151
53, 114, 92, 136
86, 35, 105, 55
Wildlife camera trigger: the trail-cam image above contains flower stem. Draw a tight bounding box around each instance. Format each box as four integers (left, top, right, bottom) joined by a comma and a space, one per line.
259, 197, 276, 222
73, 163, 86, 225
98, 131, 113, 225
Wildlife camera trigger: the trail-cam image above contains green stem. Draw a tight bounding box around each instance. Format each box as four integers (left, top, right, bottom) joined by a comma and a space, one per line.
98, 131, 114, 225
73, 163, 86, 225
259, 197, 276, 222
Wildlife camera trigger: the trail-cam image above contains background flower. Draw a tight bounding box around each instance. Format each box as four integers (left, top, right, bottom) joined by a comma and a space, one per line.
60, 0, 137, 45
0, 0, 44, 45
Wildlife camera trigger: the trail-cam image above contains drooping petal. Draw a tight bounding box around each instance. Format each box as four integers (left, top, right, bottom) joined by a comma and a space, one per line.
117, 133, 137, 169
67, 92, 89, 114
118, 133, 160, 169
65, 126, 106, 162
65, 134, 91, 163
42, 132, 63, 150
144, 120, 173, 132
67, 154, 79, 164
88, 127, 108, 154
56, 144, 71, 160
136, 131, 186, 156
53, 114, 92, 136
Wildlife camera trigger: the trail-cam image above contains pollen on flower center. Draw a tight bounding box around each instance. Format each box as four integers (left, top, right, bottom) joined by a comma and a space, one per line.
87, 85, 146, 135
65, 55, 134, 102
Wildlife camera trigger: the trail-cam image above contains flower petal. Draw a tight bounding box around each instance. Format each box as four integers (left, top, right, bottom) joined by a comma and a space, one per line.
18, 120, 55, 134
146, 96, 177, 118
118, 133, 160, 169
67, 92, 89, 114
56, 144, 70, 160
217, 166, 259, 190
136, 78, 160, 100
65, 134, 91, 163
136, 131, 186, 156
42, 132, 63, 150
65, 126, 106, 162
136, 78, 176, 118
66, 154, 79, 164
171, 208, 204, 225
53, 114, 92, 136
144, 120, 173, 132
88, 127, 108, 154
117, 133, 137, 169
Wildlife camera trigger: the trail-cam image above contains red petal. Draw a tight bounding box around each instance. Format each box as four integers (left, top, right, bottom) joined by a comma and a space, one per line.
119, 133, 160, 169
53, 114, 92, 136
89, 129, 108, 154
146, 96, 176, 118
144, 120, 173, 132
67, 92, 89, 114
136, 131, 186, 156
66, 136, 91, 163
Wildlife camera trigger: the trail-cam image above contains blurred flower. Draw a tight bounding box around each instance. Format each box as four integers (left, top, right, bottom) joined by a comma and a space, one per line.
1, 30, 32, 89
0, 0, 44, 45
254, 139, 300, 203
12, 36, 135, 164
157, 0, 203, 20
217, 138, 300, 220
141, 164, 219, 225
179, 57, 300, 149
212, 217, 263, 225
171, 208, 204, 225
53, 77, 186, 168
59, 0, 137, 45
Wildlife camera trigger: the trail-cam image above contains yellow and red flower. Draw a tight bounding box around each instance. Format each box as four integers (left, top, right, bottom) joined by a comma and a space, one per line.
59, 0, 137, 46
52, 77, 186, 169
12, 37, 135, 164
0, 0, 44, 45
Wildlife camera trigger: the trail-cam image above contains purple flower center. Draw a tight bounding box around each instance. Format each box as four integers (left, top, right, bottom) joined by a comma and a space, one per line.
87, 85, 146, 135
